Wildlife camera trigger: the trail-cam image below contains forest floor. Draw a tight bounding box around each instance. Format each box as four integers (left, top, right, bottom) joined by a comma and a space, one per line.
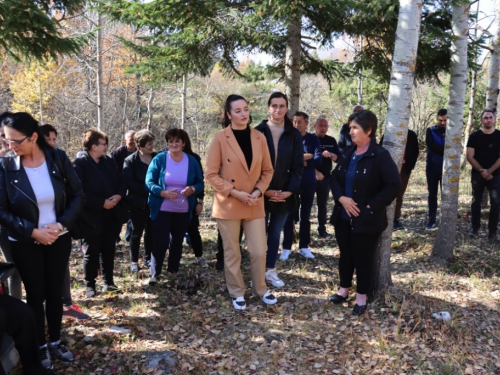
10, 162, 500, 375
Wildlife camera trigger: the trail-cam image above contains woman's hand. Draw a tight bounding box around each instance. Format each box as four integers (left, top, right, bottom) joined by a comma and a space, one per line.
180, 186, 195, 198
160, 188, 178, 201
195, 202, 203, 215
339, 196, 360, 217
230, 189, 253, 204
265, 190, 292, 202
31, 227, 59, 246
108, 195, 122, 204
103, 199, 115, 209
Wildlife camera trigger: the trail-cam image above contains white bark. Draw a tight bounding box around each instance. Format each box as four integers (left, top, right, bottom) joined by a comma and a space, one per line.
285, 16, 301, 114
485, 1, 500, 113
432, 2, 470, 266
372, 0, 423, 295
181, 74, 187, 129
357, 36, 363, 105
38, 65, 43, 123
96, 13, 104, 131
147, 88, 154, 131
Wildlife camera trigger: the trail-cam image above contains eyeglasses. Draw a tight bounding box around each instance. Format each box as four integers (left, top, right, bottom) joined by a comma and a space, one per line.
2, 136, 28, 146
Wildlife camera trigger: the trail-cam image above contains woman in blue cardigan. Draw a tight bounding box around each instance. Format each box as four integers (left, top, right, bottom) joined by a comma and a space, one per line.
146, 129, 204, 286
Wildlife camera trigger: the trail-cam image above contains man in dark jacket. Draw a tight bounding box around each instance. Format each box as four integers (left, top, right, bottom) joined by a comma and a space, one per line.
425, 109, 447, 230
380, 129, 419, 230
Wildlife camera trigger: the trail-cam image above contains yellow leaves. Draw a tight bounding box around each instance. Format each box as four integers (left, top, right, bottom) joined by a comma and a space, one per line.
319, 4, 323, 9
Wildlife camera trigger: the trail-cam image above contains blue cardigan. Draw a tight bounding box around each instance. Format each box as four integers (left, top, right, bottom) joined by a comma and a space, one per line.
146, 152, 204, 220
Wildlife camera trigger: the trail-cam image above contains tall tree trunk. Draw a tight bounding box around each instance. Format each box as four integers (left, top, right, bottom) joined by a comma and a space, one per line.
181, 74, 187, 129
357, 36, 363, 105
485, 0, 500, 113
147, 88, 154, 130
96, 13, 104, 131
37, 64, 43, 123
431, 2, 470, 266
372, 0, 423, 296
285, 16, 301, 114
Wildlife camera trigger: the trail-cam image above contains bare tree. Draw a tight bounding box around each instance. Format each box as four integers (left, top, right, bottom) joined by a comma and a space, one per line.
285, 16, 302, 114
485, 0, 500, 113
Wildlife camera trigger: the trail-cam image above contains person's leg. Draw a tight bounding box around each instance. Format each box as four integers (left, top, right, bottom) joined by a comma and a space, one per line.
282, 211, 295, 250
82, 233, 101, 289
470, 172, 486, 232
43, 234, 72, 343
265, 211, 289, 269
100, 220, 122, 286
151, 211, 172, 277
217, 219, 246, 298
242, 218, 268, 298
298, 183, 316, 249
0, 227, 22, 299
10, 241, 47, 346
187, 214, 203, 258
486, 176, 500, 236
143, 213, 153, 264
351, 231, 381, 295
426, 163, 440, 224
167, 212, 190, 273
394, 170, 411, 220
61, 265, 72, 307
334, 219, 355, 291
129, 208, 147, 264
125, 219, 132, 242
315, 177, 330, 234
216, 229, 224, 265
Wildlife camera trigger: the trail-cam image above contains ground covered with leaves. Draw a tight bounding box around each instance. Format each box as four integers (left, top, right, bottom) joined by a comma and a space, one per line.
11, 164, 500, 374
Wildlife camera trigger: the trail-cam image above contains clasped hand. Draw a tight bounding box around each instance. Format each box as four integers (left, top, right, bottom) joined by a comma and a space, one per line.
231, 189, 261, 206
264, 190, 292, 202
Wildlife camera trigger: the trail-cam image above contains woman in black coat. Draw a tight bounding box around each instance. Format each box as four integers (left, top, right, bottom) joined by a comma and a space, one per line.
123, 130, 157, 272
0, 112, 83, 368
329, 110, 401, 316
73, 129, 127, 298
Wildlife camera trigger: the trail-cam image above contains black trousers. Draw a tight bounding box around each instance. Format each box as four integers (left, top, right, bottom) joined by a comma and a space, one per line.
151, 211, 190, 275
334, 219, 381, 295
129, 207, 153, 263
0, 294, 45, 375
470, 172, 500, 235
10, 233, 72, 345
316, 175, 334, 234
187, 213, 203, 257
83, 219, 122, 288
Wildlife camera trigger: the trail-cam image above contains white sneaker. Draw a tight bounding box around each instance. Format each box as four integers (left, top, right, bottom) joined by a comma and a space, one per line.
130, 262, 139, 272
265, 269, 285, 288
280, 249, 292, 261
299, 248, 315, 259
261, 291, 278, 305
149, 276, 157, 286
232, 296, 247, 310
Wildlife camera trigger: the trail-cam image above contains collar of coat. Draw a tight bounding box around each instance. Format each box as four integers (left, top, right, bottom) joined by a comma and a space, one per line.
223, 126, 263, 176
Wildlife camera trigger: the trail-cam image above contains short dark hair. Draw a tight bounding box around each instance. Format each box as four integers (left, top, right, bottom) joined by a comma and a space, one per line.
164, 128, 190, 146
0, 112, 50, 149
437, 108, 447, 117
293, 111, 309, 122
134, 129, 155, 148
481, 109, 496, 118
350, 110, 377, 139
82, 129, 107, 151
40, 124, 58, 137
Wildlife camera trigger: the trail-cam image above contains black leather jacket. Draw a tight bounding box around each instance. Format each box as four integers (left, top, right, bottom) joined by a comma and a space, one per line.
123, 151, 157, 210
254, 120, 304, 213
331, 139, 401, 233
0, 147, 84, 243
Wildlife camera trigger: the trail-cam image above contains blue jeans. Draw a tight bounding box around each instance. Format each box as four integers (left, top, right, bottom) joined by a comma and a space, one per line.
315, 175, 334, 234
265, 211, 289, 269
471, 172, 500, 234
426, 158, 443, 223
283, 182, 317, 249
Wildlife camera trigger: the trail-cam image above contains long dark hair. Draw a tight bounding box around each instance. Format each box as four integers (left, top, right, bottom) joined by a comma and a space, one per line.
221, 94, 252, 128
0, 112, 50, 150
267, 91, 293, 129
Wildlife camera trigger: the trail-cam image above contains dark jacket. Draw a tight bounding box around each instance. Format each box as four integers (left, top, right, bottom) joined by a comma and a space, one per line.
123, 151, 158, 210
254, 120, 304, 213
111, 145, 135, 173
0, 147, 84, 243
331, 139, 401, 233
338, 123, 352, 153
73, 152, 127, 231
380, 129, 419, 174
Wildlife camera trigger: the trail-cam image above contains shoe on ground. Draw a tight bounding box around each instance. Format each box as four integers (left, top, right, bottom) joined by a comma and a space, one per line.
85, 287, 96, 298
468, 228, 478, 238
298, 248, 315, 259
279, 249, 292, 261
149, 275, 159, 286
352, 303, 367, 316
63, 303, 90, 321
144, 260, 151, 269
393, 219, 404, 230
40, 346, 52, 370
265, 269, 285, 288
488, 233, 500, 243
261, 291, 278, 305
197, 257, 208, 268
49, 341, 74, 363
215, 260, 224, 271
232, 296, 247, 310
425, 221, 437, 230
329, 293, 348, 304
103, 284, 120, 293
130, 262, 139, 273
318, 231, 333, 239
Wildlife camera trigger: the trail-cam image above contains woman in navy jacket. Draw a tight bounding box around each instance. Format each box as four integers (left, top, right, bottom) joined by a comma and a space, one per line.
329, 110, 401, 315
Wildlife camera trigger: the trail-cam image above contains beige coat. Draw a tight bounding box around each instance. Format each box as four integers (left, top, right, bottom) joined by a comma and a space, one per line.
205, 126, 273, 220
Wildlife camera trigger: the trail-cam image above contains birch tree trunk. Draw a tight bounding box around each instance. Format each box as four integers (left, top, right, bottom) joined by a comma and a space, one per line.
285, 16, 301, 114
431, 2, 470, 266
147, 88, 154, 131
485, 0, 500, 113
357, 36, 363, 105
372, 0, 423, 295
96, 13, 104, 131
38, 65, 43, 123
181, 74, 187, 129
